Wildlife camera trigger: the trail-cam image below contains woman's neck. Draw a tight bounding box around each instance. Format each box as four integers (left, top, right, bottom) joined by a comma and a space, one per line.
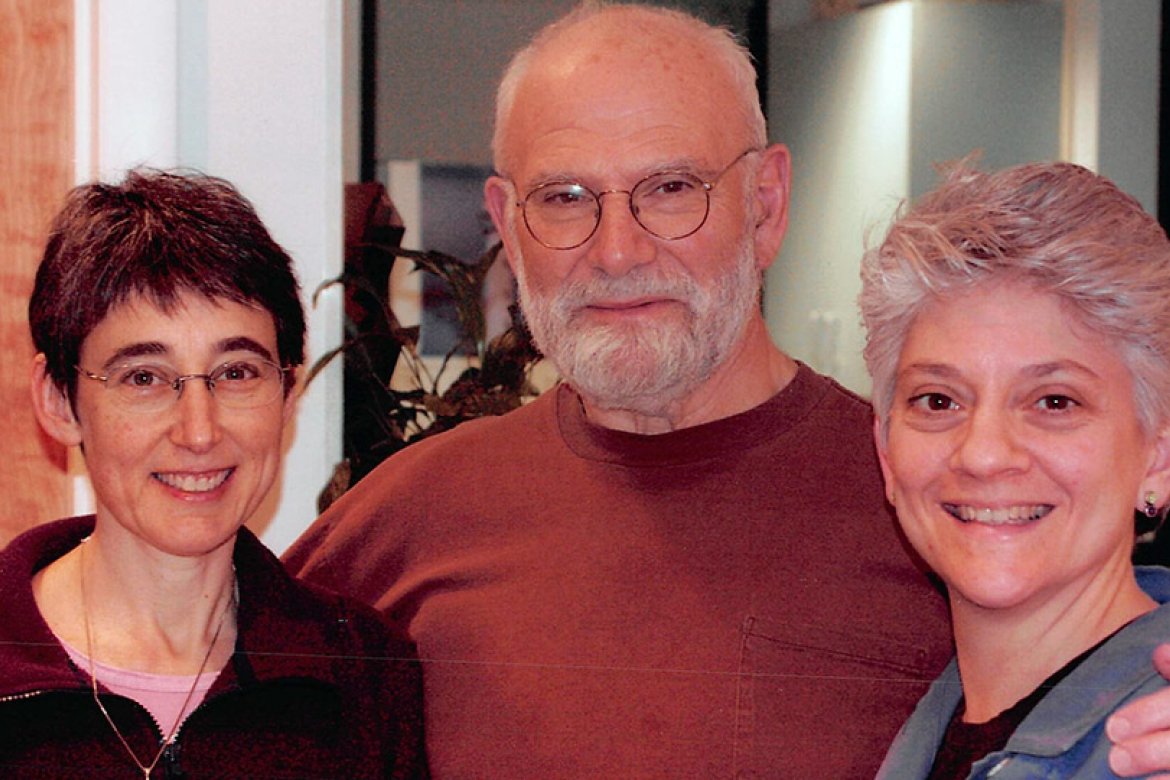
32, 528, 238, 675
951, 568, 1155, 723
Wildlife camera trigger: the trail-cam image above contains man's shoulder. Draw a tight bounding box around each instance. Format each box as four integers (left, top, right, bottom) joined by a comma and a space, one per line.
801, 365, 873, 416
772, 364, 876, 443
282, 388, 564, 608
275, 571, 408, 652
339, 386, 560, 493
402, 386, 557, 459
290, 387, 560, 542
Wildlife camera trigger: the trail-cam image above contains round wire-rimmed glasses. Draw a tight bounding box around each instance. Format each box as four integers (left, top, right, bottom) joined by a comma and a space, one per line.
515, 147, 761, 250
75, 358, 288, 413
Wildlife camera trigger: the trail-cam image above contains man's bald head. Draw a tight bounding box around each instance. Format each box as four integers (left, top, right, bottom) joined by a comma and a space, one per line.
491, 3, 766, 176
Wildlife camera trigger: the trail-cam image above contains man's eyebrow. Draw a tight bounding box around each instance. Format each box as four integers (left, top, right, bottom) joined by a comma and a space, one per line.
525, 157, 709, 190
642, 156, 705, 176
524, 170, 587, 189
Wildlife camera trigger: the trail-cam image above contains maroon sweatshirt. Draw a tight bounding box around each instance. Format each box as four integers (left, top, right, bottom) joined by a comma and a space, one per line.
286, 364, 951, 778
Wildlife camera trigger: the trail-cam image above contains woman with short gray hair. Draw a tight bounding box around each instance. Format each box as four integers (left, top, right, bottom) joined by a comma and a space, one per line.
862, 159, 1170, 779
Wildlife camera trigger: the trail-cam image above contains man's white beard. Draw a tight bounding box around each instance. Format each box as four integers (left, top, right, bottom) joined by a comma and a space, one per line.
509, 218, 761, 416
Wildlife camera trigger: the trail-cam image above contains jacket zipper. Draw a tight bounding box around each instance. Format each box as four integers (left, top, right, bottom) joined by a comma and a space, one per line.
157, 681, 245, 777
0, 689, 48, 703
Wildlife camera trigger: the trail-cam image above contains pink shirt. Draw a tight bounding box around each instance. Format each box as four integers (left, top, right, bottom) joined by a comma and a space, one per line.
59, 637, 218, 737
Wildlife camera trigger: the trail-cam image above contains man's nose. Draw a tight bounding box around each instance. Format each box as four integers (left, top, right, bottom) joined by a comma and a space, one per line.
586, 191, 655, 276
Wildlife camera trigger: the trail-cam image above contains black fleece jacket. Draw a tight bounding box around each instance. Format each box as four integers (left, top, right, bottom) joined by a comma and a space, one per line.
0, 516, 428, 778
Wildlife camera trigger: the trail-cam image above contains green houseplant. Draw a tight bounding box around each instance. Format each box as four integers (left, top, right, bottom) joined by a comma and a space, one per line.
309, 183, 542, 511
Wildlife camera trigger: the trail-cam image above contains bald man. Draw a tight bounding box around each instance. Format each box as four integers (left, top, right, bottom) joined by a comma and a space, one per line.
287, 4, 949, 776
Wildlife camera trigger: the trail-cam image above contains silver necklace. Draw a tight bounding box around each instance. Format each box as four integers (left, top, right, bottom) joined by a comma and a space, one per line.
79, 539, 236, 779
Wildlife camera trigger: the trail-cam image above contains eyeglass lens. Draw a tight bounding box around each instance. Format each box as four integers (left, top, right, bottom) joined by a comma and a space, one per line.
523, 171, 711, 250
94, 360, 284, 412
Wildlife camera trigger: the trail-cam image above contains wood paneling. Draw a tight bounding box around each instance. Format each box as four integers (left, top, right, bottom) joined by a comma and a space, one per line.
0, 0, 73, 546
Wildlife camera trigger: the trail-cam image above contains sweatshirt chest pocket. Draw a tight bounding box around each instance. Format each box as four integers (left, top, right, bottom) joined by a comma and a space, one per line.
731, 614, 939, 779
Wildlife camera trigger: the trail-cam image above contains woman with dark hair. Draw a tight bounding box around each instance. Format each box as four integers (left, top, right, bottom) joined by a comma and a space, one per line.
0, 169, 427, 778
862, 160, 1170, 779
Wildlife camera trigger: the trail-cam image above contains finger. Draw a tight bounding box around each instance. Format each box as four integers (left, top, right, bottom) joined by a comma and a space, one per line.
1111, 737, 1170, 778
1110, 729, 1170, 776
1153, 643, 1170, 678
1109, 739, 1170, 776
1109, 685, 1170, 743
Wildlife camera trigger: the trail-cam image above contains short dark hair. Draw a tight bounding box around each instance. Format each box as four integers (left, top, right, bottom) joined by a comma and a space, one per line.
29, 169, 306, 400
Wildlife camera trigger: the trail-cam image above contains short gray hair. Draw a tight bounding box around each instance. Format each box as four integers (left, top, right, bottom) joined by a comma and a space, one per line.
860, 159, 1170, 438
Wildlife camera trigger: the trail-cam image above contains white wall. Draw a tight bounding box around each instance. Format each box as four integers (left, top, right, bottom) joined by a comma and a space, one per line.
763, 0, 1158, 399
766, 3, 913, 394
1094, 0, 1161, 212
907, 2, 1063, 198
74, 0, 349, 553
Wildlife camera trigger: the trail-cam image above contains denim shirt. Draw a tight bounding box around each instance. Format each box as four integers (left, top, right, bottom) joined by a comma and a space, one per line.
877, 567, 1170, 780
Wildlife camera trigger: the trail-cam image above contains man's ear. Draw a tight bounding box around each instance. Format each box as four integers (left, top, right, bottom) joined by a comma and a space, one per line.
30, 354, 83, 447
484, 176, 519, 275
751, 142, 792, 272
